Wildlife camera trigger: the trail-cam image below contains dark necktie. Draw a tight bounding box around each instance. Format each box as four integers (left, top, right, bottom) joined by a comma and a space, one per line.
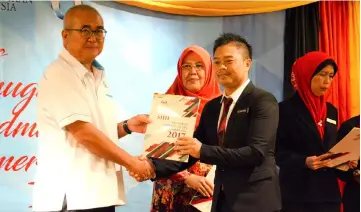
217, 97, 233, 146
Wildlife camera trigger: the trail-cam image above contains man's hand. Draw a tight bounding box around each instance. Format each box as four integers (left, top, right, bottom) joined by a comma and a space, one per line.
185, 174, 214, 197
174, 137, 202, 159
305, 153, 331, 170
127, 114, 151, 133
126, 156, 155, 182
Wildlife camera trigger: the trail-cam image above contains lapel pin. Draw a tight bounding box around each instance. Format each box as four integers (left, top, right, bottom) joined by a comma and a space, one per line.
237, 108, 249, 113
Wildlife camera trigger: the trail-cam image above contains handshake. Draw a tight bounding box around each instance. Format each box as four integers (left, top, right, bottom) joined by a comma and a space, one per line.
124, 136, 203, 182
125, 136, 203, 182
122, 114, 203, 182
126, 155, 156, 182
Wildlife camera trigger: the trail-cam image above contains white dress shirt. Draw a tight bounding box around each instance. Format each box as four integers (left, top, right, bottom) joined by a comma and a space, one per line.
218, 79, 250, 129
33, 48, 125, 211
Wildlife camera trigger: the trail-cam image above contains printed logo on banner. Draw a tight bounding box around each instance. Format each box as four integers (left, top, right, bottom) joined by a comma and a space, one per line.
50, 0, 82, 20
0, 48, 8, 57
0, 0, 32, 12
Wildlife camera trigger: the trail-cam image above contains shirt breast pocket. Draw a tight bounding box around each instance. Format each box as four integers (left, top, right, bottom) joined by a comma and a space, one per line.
226, 109, 250, 147
98, 85, 117, 123
229, 108, 250, 124
234, 108, 250, 117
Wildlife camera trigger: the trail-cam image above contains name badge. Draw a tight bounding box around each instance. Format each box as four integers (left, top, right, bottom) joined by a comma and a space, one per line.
237, 108, 249, 114
326, 118, 337, 125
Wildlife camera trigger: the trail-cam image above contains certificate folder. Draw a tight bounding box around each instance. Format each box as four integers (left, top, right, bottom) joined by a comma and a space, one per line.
326, 127, 360, 168
143, 93, 200, 162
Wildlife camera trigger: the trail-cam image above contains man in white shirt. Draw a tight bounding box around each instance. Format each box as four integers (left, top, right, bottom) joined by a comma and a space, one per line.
33, 4, 154, 212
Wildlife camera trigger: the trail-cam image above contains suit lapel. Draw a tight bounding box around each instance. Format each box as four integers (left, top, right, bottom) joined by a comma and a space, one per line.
222, 83, 253, 147
323, 105, 337, 150
209, 96, 222, 145
293, 94, 325, 150
229, 82, 254, 118
323, 118, 331, 150
213, 82, 253, 146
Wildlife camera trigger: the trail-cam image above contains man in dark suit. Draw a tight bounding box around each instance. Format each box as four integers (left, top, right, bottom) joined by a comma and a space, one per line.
133, 33, 281, 212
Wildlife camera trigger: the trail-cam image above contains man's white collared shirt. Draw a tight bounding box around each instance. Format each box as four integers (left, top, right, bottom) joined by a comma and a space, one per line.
33, 48, 125, 211
218, 79, 250, 128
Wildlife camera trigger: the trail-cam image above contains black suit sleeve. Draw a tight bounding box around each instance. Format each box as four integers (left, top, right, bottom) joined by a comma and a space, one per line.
151, 103, 210, 179
199, 92, 279, 167
275, 105, 308, 169
151, 156, 198, 180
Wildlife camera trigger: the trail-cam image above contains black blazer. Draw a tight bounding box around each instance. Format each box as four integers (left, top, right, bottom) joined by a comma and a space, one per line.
152, 82, 282, 212
275, 93, 341, 203
337, 115, 360, 212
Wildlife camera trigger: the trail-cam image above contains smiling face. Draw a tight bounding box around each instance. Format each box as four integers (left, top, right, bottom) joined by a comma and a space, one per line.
62, 9, 104, 64
213, 42, 251, 95
180, 52, 206, 92
310, 65, 335, 96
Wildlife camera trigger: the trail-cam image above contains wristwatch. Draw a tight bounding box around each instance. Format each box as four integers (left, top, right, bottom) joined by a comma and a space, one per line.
123, 120, 132, 134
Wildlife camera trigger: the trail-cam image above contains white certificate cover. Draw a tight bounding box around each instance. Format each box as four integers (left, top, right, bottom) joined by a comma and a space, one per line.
326, 127, 360, 168
190, 165, 216, 212
143, 93, 200, 162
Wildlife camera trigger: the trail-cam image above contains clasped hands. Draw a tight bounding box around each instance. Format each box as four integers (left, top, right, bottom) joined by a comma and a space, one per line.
126, 155, 155, 182
128, 137, 202, 182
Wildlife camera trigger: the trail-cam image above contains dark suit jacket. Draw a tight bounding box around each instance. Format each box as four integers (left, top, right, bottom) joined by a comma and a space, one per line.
337, 115, 360, 212
152, 82, 282, 212
275, 93, 341, 204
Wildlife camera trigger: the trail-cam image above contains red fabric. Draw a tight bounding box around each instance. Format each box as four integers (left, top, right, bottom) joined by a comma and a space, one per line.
291, 51, 337, 140
319, 3, 352, 209
319, 1, 351, 126
166, 45, 222, 127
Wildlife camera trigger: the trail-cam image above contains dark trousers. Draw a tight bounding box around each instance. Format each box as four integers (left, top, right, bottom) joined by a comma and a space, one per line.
56, 196, 115, 212
282, 202, 340, 212
216, 190, 232, 212
216, 190, 281, 212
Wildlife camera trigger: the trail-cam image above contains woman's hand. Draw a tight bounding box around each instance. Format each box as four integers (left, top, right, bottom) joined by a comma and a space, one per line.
348, 160, 358, 169
185, 174, 214, 197
352, 169, 360, 184
305, 153, 331, 170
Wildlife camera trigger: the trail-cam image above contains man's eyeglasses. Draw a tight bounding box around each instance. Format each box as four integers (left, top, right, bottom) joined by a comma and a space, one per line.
65, 27, 107, 39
